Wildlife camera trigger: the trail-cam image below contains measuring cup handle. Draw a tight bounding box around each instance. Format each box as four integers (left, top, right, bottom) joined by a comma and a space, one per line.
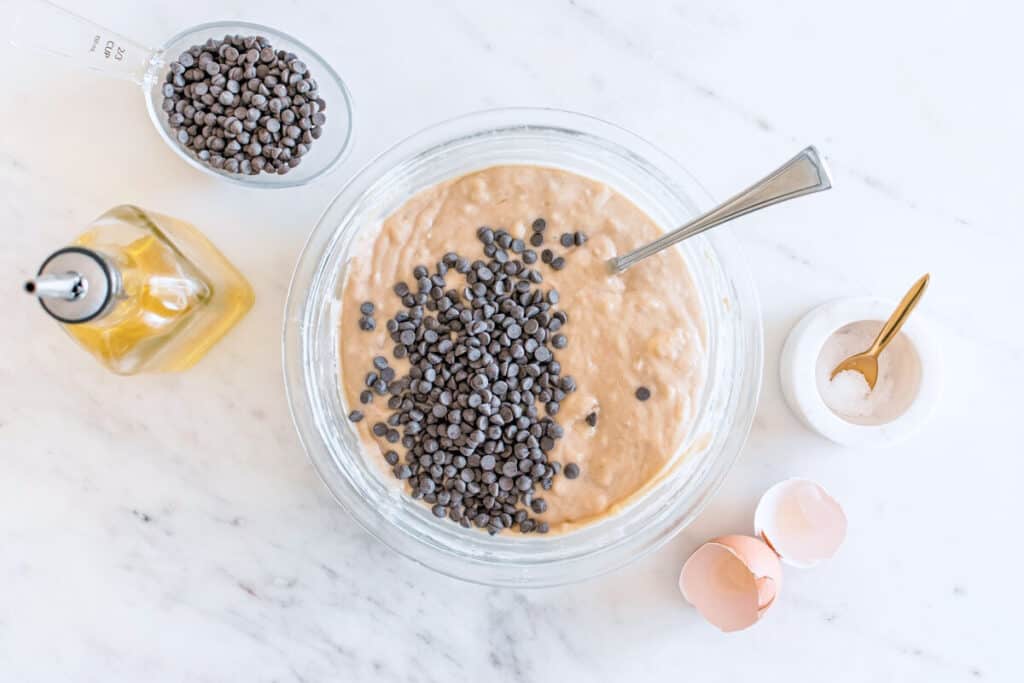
10, 0, 158, 84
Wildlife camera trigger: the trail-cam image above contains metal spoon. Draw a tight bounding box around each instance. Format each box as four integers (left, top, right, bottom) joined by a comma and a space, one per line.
830, 274, 930, 389
608, 146, 833, 273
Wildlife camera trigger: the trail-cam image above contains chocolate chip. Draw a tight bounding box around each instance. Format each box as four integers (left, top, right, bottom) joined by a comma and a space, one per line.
360, 301, 374, 315
636, 386, 651, 401
163, 34, 326, 176
564, 463, 580, 479
352, 217, 584, 534
348, 410, 364, 422
560, 233, 574, 248
585, 412, 597, 427
550, 256, 565, 271
531, 218, 546, 232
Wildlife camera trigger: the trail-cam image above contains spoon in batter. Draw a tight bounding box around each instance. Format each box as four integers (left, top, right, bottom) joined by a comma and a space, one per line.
608, 146, 833, 273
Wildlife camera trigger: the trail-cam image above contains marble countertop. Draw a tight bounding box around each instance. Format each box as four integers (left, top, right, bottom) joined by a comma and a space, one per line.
2, 0, 1020, 680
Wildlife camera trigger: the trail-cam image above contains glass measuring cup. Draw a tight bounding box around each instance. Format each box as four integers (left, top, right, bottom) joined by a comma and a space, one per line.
12, 0, 354, 188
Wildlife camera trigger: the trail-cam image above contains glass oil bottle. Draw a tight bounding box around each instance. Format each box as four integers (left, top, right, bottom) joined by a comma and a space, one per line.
25, 205, 254, 375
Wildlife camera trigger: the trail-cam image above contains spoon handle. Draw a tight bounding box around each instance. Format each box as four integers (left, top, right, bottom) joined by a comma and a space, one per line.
869, 274, 930, 356
10, 0, 157, 85
609, 146, 833, 273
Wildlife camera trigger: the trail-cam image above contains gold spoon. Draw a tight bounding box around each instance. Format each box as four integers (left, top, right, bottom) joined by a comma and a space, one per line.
830, 274, 930, 389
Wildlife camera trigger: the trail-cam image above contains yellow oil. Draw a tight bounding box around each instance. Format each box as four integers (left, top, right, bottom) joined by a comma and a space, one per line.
63, 206, 254, 375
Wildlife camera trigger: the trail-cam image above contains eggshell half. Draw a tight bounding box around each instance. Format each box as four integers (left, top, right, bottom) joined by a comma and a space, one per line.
679, 534, 783, 632
754, 478, 847, 568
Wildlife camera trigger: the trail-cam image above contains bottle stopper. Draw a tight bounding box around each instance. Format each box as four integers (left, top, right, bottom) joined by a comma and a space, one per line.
25, 247, 119, 324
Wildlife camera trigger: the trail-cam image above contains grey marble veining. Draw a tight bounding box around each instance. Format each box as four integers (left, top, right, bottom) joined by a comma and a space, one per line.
1, 0, 1020, 681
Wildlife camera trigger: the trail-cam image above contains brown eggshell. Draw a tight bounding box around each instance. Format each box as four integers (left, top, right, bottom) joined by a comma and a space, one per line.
679, 534, 783, 632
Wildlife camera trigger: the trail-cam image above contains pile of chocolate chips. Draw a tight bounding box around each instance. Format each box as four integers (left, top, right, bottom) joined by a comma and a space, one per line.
349, 219, 586, 534
161, 34, 326, 176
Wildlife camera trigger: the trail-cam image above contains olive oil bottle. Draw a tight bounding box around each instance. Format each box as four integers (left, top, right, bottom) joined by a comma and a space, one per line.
26, 205, 254, 375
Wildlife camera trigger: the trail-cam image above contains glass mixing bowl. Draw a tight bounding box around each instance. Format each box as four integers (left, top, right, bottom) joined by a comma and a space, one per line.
283, 108, 763, 587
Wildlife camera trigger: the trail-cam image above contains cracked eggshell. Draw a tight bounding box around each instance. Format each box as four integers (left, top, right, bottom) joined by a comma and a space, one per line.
678, 534, 783, 632
754, 478, 847, 568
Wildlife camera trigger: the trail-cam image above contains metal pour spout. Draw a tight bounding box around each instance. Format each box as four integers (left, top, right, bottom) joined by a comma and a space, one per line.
27, 247, 117, 324
24, 272, 86, 300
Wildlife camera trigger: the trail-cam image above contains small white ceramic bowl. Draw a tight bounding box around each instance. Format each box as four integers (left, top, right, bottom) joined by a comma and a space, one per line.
780, 297, 942, 447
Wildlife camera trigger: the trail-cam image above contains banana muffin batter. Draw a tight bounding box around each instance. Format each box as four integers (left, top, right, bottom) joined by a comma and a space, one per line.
340, 165, 706, 532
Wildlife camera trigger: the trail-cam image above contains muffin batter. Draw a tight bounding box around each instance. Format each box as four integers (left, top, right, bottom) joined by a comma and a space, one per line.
340, 165, 706, 532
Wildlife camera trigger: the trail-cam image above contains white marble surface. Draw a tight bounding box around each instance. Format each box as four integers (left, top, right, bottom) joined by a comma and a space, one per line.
2, 0, 1021, 680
